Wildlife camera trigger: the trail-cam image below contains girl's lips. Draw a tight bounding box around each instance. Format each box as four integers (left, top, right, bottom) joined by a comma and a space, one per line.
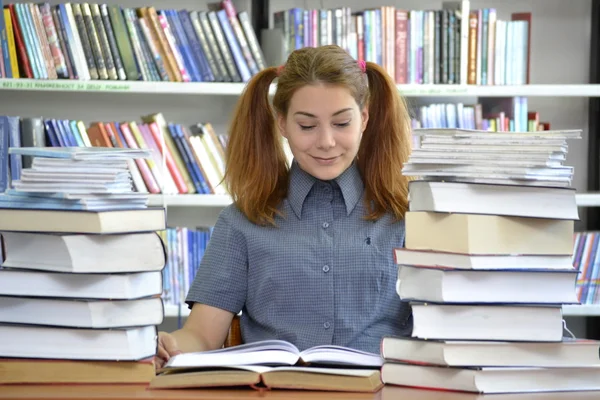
312, 155, 340, 165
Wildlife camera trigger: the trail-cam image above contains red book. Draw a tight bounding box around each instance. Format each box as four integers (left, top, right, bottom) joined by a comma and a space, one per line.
147, 121, 188, 194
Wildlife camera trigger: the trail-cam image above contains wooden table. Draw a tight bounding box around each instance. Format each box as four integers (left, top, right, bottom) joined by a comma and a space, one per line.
0, 385, 599, 400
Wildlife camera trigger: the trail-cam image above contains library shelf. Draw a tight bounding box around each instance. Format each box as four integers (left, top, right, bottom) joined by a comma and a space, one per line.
149, 193, 600, 208
163, 304, 600, 318
2, 79, 600, 97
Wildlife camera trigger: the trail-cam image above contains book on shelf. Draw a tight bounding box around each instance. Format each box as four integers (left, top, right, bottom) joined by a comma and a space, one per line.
0, 112, 228, 196
411, 98, 553, 133
273, 2, 530, 85
0, 146, 165, 384
382, 127, 600, 394
151, 339, 383, 392
0, 1, 265, 82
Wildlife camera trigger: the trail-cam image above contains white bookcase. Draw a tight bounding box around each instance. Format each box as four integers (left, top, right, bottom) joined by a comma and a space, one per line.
1, 0, 599, 333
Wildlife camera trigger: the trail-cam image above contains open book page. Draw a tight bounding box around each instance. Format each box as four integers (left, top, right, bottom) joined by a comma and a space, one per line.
299, 345, 383, 367
163, 340, 383, 369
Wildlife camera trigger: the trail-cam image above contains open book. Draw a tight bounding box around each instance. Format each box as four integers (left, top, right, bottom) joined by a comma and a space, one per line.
151, 340, 383, 392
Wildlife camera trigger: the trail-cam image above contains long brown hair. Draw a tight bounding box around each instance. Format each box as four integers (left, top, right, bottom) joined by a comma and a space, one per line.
224, 45, 412, 225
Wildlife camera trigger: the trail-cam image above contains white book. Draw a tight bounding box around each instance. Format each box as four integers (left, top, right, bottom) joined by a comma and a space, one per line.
0, 296, 164, 328
397, 265, 578, 304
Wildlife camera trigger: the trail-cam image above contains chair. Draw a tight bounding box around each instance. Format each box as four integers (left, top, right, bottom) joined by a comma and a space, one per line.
224, 314, 242, 347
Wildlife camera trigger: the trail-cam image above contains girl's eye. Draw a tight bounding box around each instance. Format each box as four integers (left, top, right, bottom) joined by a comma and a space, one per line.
299, 124, 315, 130
335, 121, 351, 128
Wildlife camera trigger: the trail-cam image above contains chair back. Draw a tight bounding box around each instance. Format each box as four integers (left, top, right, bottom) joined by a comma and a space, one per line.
224, 314, 242, 347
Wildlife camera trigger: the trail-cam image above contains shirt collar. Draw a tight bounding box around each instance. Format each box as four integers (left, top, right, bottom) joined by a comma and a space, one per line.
288, 160, 364, 219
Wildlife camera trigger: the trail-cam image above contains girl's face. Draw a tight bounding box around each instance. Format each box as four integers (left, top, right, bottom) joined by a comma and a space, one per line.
277, 83, 369, 181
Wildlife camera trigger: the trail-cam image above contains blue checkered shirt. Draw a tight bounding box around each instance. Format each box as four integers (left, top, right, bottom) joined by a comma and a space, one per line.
186, 161, 412, 354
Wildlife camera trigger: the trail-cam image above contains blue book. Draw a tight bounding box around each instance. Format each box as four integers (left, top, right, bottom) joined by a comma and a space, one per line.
165, 9, 202, 82
0, 116, 8, 192
52, 119, 70, 146
216, 9, 250, 82
15, 4, 41, 79
69, 120, 85, 147
178, 10, 214, 82
166, 123, 203, 193
174, 124, 211, 194
6, 116, 21, 183
60, 120, 78, 147
44, 120, 60, 147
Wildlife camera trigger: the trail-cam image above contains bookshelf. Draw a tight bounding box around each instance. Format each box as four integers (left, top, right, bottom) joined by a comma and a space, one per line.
1, 79, 600, 97
1, 0, 599, 334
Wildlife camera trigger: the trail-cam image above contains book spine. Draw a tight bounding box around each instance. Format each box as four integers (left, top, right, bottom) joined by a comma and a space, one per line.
71, 3, 98, 79
8, 5, 31, 78
0, 0, 11, 77
62, 3, 91, 80
81, 3, 107, 80
51, 6, 75, 79
198, 11, 230, 82
221, 0, 258, 74
0, 117, 8, 192
138, 16, 169, 81
16, 3, 43, 79
107, 5, 138, 80
6, 116, 20, 184
156, 12, 190, 82
98, 4, 124, 80
237, 11, 266, 71
122, 8, 150, 81
165, 9, 201, 82
178, 9, 214, 82
119, 122, 160, 193
216, 9, 250, 82
39, 3, 67, 78
190, 11, 222, 82
131, 9, 161, 81
90, 4, 117, 80
4, 8, 19, 78
206, 11, 240, 82
146, 7, 181, 82
148, 122, 188, 194
29, 4, 55, 80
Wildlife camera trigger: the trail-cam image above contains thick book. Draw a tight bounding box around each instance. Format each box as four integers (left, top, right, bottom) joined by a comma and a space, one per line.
393, 248, 575, 271
407, 180, 578, 220
0, 324, 157, 360
410, 303, 563, 342
381, 337, 600, 367
0, 296, 164, 329
0, 269, 163, 300
153, 339, 383, 392
0, 207, 166, 234
405, 212, 574, 255
396, 265, 578, 304
381, 363, 600, 394
0, 358, 155, 384
151, 365, 382, 392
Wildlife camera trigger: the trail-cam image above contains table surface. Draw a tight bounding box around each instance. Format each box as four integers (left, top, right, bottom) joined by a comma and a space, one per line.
0, 385, 599, 400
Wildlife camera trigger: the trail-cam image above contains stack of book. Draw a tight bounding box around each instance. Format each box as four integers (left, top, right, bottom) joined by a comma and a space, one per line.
0, 147, 166, 384
380, 128, 600, 394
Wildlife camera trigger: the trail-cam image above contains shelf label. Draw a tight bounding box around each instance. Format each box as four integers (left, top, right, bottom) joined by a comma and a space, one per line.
0, 80, 132, 92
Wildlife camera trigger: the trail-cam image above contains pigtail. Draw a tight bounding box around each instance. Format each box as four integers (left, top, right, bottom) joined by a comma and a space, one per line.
224, 67, 289, 226
358, 61, 412, 221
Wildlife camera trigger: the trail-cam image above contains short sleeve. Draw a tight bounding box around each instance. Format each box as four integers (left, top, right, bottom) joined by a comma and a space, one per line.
185, 207, 248, 314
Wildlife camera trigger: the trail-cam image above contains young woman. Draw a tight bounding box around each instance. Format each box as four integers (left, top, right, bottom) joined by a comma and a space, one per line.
156, 45, 413, 368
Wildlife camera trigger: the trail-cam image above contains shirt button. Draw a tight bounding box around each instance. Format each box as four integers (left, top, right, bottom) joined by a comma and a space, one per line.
322, 222, 329, 229
322, 265, 330, 273
324, 322, 331, 329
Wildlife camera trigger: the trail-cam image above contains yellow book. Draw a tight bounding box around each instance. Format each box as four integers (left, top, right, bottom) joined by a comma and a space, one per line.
4, 9, 20, 78
76, 121, 92, 147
